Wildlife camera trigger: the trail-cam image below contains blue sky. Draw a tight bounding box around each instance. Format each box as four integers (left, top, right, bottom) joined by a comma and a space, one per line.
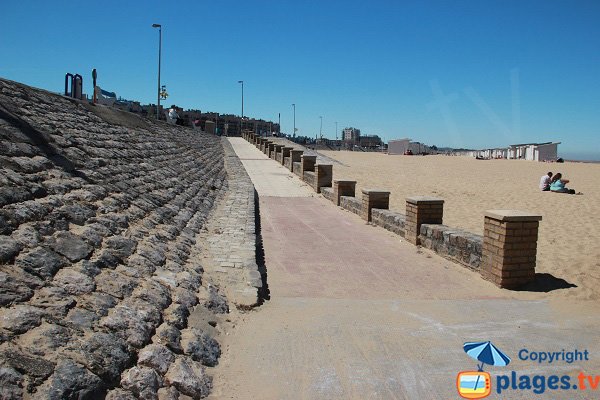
1, 0, 599, 159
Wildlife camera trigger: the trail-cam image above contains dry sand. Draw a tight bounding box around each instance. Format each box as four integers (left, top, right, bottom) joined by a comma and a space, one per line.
320, 151, 600, 300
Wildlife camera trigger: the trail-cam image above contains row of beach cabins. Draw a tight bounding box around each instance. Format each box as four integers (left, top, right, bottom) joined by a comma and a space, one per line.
388, 138, 561, 162
454, 142, 561, 161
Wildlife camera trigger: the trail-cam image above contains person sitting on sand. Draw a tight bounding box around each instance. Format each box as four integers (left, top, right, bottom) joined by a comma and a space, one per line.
550, 173, 581, 195
539, 171, 553, 191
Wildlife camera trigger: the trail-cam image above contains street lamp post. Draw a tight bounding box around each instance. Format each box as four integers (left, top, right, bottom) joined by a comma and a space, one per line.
319, 116, 323, 139
152, 24, 162, 120
238, 80, 244, 135
292, 103, 296, 137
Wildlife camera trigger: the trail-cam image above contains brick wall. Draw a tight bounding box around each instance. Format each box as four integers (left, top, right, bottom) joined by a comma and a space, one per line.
303, 171, 316, 189
340, 196, 362, 216
371, 209, 406, 237
321, 187, 334, 203
419, 224, 483, 270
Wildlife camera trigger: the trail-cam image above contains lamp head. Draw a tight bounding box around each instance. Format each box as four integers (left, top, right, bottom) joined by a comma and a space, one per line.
152, 24, 161, 28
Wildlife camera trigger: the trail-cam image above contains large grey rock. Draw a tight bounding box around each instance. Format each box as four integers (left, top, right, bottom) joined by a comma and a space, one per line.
173, 287, 198, 309
181, 328, 221, 367
138, 344, 175, 375
164, 358, 212, 399
0, 304, 44, 333
77, 291, 118, 317
15, 246, 66, 279
64, 307, 99, 330
47, 231, 93, 262
16, 323, 72, 357
52, 268, 95, 295
64, 332, 133, 385
95, 270, 137, 299
10, 224, 41, 248
175, 271, 201, 292
0, 367, 23, 399
136, 243, 166, 267
157, 386, 180, 400
104, 235, 137, 260
100, 304, 155, 348
35, 359, 105, 399
202, 285, 229, 314
56, 203, 96, 225
0, 343, 56, 388
133, 279, 172, 309
153, 324, 183, 354
120, 366, 161, 399
163, 303, 189, 329
28, 286, 75, 319
0, 235, 22, 262
0, 269, 34, 306
126, 254, 157, 275
105, 388, 137, 400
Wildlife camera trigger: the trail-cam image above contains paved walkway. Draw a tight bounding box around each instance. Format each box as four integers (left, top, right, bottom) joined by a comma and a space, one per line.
209, 138, 600, 400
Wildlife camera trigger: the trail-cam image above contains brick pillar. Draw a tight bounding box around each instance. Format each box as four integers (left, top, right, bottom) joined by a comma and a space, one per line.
361, 189, 390, 222
481, 210, 542, 288
314, 164, 333, 193
289, 150, 303, 171
273, 144, 284, 160
281, 146, 293, 165
267, 143, 276, 157
405, 196, 444, 245
300, 155, 316, 176
333, 180, 356, 206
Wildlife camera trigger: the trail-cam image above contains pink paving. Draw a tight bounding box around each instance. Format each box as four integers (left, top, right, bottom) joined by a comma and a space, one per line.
259, 195, 503, 301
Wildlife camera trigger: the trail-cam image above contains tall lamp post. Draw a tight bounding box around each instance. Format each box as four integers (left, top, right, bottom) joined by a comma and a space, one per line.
319, 116, 323, 139
292, 103, 296, 138
152, 24, 162, 120
238, 80, 244, 135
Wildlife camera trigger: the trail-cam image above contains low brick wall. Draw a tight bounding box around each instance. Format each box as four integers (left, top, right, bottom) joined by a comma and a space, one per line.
371, 209, 406, 237
276, 153, 283, 163
419, 224, 483, 270
292, 162, 301, 176
321, 187, 334, 203
340, 196, 362, 216
284, 157, 291, 170
303, 171, 316, 189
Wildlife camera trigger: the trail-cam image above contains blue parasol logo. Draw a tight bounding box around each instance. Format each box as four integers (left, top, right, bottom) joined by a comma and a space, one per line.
463, 341, 511, 371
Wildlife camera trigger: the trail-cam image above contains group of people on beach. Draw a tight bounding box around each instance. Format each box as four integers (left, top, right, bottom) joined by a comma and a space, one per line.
539, 172, 582, 195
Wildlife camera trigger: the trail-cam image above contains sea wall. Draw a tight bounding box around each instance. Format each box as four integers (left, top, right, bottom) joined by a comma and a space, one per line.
0, 78, 236, 398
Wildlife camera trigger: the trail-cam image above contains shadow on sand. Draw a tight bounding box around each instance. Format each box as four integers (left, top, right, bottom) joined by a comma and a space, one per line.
516, 273, 577, 293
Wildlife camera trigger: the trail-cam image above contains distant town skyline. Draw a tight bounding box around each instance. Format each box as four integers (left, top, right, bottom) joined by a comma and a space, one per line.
1, 1, 599, 160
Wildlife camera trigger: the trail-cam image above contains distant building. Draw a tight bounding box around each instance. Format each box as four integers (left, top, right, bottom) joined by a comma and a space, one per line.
388, 138, 411, 155
508, 142, 560, 161
388, 138, 433, 155
343, 127, 360, 143
453, 141, 560, 161
359, 135, 383, 150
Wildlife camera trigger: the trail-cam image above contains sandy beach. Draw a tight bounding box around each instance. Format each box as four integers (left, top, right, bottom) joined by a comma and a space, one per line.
320, 151, 600, 300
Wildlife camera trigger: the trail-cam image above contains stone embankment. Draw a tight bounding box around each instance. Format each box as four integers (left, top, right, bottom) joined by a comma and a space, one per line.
0, 78, 237, 398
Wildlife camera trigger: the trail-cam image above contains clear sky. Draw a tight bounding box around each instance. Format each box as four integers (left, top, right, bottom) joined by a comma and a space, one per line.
1, 0, 599, 160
